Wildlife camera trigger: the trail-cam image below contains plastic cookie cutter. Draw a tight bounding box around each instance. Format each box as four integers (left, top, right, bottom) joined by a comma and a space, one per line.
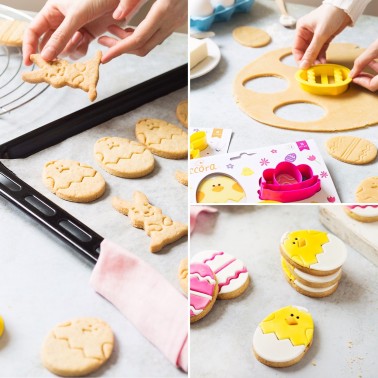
190, 131, 208, 159
295, 64, 352, 96
259, 162, 321, 202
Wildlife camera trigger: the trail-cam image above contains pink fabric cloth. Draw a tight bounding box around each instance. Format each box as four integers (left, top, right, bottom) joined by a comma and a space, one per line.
190, 206, 218, 234
90, 239, 188, 372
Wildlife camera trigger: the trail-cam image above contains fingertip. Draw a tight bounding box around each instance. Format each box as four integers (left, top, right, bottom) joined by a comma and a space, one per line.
113, 6, 125, 21
299, 60, 311, 69
41, 46, 56, 61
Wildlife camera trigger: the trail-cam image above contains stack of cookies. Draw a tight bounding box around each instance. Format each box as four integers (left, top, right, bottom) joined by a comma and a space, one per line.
190, 250, 250, 323
280, 230, 347, 298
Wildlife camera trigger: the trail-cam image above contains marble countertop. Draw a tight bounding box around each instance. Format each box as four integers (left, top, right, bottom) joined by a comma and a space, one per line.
190, 0, 378, 203
0, 33, 188, 377
190, 205, 378, 377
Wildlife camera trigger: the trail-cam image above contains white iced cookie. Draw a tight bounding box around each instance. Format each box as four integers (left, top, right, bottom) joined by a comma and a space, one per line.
253, 305, 314, 367
345, 205, 378, 223
191, 250, 249, 299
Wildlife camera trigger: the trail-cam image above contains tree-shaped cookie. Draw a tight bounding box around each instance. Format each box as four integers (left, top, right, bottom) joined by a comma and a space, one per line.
22, 51, 102, 101
112, 191, 188, 252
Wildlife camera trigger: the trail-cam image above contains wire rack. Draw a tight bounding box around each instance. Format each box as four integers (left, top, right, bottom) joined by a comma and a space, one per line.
0, 5, 48, 116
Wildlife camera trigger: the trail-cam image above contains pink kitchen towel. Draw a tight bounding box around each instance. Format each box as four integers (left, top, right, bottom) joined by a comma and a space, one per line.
90, 239, 188, 372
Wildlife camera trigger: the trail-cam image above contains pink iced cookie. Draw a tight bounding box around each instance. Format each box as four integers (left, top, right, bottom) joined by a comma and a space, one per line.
191, 250, 250, 300
190, 262, 218, 323
345, 205, 378, 223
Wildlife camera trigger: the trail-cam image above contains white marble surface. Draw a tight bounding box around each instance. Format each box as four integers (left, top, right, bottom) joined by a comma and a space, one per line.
0, 86, 188, 376
190, 205, 378, 377
190, 0, 378, 203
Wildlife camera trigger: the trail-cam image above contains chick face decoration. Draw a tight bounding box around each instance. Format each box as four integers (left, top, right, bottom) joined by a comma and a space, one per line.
280, 230, 347, 275
196, 174, 246, 203
253, 305, 314, 367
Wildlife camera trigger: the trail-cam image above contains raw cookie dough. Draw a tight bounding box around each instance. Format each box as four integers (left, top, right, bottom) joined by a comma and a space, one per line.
176, 100, 188, 128
43, 160, 106, 203
178, 257, 188, 294
41, 318, 114, 377
344, 205, 378, 222
136, 118, 188, 159
355, 177, 378, 203
234, 43, 378, 131
94, 137, 155, 178
232, 26, 271, 48
326, 136, 377, 165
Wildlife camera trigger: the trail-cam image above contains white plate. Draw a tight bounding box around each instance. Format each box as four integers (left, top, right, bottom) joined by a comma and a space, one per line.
190, 38, 221, 79
0, 4, 33, 21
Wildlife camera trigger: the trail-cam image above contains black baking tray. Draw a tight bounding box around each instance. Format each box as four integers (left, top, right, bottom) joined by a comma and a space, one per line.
0, 64, 188, 159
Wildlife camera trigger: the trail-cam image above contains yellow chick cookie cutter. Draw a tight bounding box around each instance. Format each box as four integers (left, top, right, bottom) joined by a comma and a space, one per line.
190, 131, 208, 159
295, 64, 352, 96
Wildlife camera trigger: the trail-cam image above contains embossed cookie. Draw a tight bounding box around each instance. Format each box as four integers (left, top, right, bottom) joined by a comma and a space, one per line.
135, 119, 188, 159
94, 137, 154, 178
0, 19, 28, 46
43, 160, 106, 203
112, 191, 188, 252
178, 257, 188, 295
191, 250, 249, 299
344, 205, 378, 222
175, 170, 188, 186
41, 318, 114, 377
190, 262, 218, 323
326, 136, 377, 165
22, 51, 101, 101
253, 306, 314, 367
232, 26, 271, 48
176, 100, 188, 128
355, 177, 378, 203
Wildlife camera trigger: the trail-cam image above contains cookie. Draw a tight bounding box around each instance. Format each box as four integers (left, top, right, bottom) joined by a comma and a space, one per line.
190, 262, 218, 323
191, 250, 249, 299
253, 306, 314, 368
281, 257, 341, 289
135, 118, 188, 159
281, 258, 339, 298
41, 318, 114, 377
326, 136, 377, 165
176, 100, 188, 128
178, 257, 188, 295
0, 19, 28, 47
355, 177, 378, 203
112, 191, 188, 252
0, 314, 4, 338
344, 205, 378, 222
94, 137, 154, 178
175, 170, 188, 186
232, 26, 271, 48
22, 51, 101, 101
280, 230, 347, 276
43, 160, 106, 203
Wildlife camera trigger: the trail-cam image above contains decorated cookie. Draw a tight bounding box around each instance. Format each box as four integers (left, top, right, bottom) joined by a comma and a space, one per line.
178, 257, 188, 295
175, 170, 188, 186
280, 230, 347, 276
253, 305, 314, 367
0, 314, 4, 338
232, 26, 271, 48
345, 205, 378, 223
43, 160, 106, 203
355, 177, 378, 203
196, 175, 246, 203
191, 250, 249, 299
281, 257, 341, 289
94, 137, 154, 178
190, 262, 218, 323
176, 100, 188, 128
136, 118, 188, 159
281, 258, 339, 298
326, 136, 377, 165
41, 318, 114, 377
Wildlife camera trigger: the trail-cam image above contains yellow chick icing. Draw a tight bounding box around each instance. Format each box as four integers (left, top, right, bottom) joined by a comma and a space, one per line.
0, 315, 4, 337
260, 306, 314, 347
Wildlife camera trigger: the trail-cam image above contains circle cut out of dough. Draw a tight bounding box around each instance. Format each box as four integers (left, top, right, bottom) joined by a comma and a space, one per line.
232, 26, 271, 48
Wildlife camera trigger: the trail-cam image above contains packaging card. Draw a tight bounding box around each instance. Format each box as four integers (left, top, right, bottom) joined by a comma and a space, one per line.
190, 127, 233, 157
190, 139, 340, 204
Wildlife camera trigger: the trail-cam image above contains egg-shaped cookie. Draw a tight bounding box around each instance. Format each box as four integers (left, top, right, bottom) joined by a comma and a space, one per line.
280, 230, 347, 276
355, 177, 378, 203
344, 205, 378, 223
136, 118, 188, 159
41, 318, 114, 377
253, 305, 314, 367
178, 257, 188, 295
191, 250, 249, 299
176, 100, 188, 128
190, 262, 218, 323
94, 137, 154, 178
43, 160, 106, 203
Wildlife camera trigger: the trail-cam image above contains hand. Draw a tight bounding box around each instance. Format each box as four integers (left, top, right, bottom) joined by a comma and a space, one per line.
98, 0, 187, 63
293, 4, 351, 69
350, 39, 378, 92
